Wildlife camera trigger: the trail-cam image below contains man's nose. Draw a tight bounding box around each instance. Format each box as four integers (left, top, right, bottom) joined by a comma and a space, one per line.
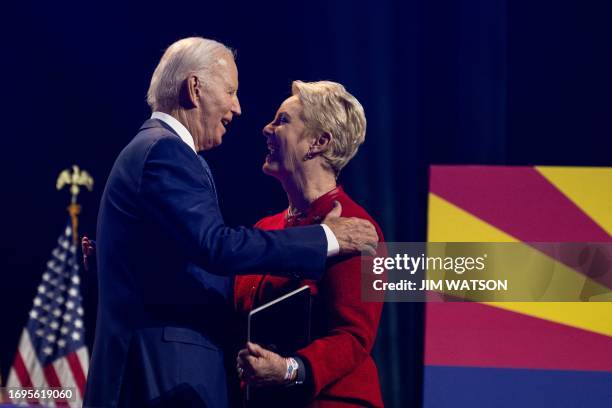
232, 95, 242, 116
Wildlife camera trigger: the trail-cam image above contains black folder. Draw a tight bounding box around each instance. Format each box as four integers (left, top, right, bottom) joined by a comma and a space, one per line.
247, 285, 312, 355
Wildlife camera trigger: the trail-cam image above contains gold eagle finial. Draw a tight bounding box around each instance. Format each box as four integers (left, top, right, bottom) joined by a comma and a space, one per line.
56, 165, 94, 204
56, 165, 94, 244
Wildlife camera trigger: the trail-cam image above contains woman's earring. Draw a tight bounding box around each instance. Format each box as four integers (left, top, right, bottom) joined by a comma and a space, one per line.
303, 146, 314, 161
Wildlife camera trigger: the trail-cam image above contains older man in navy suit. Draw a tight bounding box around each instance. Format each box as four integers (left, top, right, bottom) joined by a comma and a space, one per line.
84, 37, 378, 408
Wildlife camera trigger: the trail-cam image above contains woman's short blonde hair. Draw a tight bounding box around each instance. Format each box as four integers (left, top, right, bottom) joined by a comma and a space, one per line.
291, 80, 366, 176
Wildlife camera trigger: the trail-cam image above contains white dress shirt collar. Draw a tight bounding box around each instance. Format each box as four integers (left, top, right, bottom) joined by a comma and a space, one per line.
151, 111, 197, 154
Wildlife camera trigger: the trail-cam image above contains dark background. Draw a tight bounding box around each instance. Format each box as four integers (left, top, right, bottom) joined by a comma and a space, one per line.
1, 0, 611, 406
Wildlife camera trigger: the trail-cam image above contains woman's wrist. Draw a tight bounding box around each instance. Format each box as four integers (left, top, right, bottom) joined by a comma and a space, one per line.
283, 356, 307, 386
284, 357, 299, 383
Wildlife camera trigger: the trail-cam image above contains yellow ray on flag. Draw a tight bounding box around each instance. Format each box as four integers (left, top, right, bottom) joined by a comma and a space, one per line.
484, 302, 612, 338
536, 166, 612, 236
427, 193, 516, 242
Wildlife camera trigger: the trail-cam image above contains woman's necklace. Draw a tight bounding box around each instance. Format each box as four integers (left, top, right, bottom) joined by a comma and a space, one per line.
286, 205, 307, 221
286, 188, 336, 223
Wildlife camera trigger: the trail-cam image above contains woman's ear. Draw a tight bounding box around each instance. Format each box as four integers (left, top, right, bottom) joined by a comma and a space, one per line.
310, 131, 332, 154
180, 75, 200, 109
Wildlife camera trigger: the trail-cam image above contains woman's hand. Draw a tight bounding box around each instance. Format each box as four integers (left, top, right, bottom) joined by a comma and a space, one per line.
236, 342, 288, 387
82, 236, 96, 271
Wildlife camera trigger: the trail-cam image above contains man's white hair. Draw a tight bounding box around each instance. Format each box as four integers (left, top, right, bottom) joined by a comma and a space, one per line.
147, 37, 234, 112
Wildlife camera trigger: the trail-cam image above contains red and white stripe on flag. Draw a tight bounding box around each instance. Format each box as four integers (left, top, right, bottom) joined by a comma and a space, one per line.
6, 329, 89, 407
7, 329, 89, 407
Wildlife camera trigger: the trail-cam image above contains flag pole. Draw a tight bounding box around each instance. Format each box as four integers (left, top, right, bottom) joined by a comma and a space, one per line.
68, 203, 81, 246
56, 165, 94, 245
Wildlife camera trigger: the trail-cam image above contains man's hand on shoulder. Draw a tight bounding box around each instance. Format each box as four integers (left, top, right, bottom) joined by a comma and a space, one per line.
322, 201, 378, 257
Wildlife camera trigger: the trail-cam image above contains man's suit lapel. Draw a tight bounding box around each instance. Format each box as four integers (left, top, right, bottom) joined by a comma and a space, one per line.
196, 154, 218, 200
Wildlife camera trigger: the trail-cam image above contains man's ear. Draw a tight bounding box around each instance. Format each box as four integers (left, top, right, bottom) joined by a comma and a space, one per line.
310, 131, 332, 154
180, 75, 200, 109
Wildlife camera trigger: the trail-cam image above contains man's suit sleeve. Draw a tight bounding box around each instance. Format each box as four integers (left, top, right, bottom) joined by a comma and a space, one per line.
138, 136, 326, 279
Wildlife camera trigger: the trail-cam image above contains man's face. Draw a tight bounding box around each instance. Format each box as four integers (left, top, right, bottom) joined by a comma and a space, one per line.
197, 53, 241, 150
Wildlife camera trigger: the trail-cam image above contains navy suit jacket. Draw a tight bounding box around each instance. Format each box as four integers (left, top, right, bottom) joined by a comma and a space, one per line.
84, 119, 327, 407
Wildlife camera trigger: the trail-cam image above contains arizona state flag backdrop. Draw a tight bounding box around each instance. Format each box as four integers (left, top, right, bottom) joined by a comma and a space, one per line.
425, 166, 612, 407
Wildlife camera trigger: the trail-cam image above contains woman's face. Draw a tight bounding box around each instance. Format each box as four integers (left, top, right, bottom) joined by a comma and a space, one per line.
262, 95, 314, 179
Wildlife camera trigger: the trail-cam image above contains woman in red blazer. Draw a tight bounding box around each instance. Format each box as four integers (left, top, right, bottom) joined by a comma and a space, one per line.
235, 80, 384, 407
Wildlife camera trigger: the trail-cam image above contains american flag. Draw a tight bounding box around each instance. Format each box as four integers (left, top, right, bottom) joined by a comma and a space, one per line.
6, 220, 89, 407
